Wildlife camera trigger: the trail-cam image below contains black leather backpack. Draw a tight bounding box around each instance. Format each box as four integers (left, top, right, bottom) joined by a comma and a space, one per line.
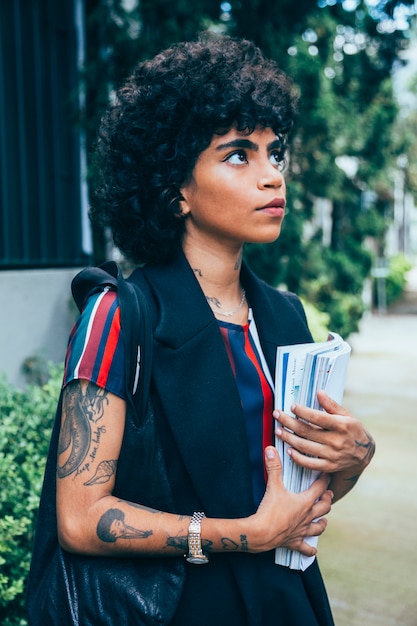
26, 262, 185, 626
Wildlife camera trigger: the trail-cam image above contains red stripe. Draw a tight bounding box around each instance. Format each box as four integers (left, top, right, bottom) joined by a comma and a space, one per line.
96, 306, 121, 388
219, 326, 236, 377
243, 327, 273, 480
77, 291, 117, 380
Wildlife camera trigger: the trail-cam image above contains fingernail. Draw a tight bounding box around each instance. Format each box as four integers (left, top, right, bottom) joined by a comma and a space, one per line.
276, 428, 282, 437
266, 448, 276, 459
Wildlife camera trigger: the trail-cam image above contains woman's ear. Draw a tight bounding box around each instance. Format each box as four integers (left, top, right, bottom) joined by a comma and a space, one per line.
178, 191, 191, 216
177, 203, 190, 218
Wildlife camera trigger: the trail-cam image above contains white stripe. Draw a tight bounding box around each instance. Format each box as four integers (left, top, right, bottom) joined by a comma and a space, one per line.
73, 287, 110, 379
132, 345, 141, 395
248, 308, 275, 391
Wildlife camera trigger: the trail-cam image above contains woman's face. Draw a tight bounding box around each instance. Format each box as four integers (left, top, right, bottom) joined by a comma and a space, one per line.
180, 127, 286, 252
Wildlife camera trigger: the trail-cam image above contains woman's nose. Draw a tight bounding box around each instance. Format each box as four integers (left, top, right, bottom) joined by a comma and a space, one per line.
257, 164, 285, 189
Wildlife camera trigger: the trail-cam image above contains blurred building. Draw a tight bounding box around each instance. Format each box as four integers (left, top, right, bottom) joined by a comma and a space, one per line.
1, 1, 416, 387
0, 0, 90, 387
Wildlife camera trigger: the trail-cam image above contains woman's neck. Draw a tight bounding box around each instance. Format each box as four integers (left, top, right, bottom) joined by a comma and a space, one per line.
182, 241, 248, 323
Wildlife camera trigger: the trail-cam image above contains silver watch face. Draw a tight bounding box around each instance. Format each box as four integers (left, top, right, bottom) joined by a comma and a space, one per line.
186, 554, 209, 565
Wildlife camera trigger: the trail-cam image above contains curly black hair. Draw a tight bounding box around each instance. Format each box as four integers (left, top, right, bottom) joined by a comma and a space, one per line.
91, 33, 298, 264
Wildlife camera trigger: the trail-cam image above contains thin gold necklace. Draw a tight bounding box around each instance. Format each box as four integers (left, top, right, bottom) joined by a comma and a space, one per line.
205, 289, 246, 317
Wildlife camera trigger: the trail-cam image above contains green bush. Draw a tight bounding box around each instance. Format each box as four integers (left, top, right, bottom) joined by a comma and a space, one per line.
300, 299, 330, 342
301, 271, 366, 339
321, 291, 366, 338
384, 254, 412, 306
0, 364, 62, 626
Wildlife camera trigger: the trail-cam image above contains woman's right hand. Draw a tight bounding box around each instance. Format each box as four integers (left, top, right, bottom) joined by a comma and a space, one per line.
245, 446, 333, 556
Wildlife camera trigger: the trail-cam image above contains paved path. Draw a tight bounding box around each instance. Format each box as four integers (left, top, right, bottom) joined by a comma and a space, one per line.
319, 272, 417, 625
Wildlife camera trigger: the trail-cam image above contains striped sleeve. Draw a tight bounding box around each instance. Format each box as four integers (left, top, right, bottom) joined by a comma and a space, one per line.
63, 288, 126, 398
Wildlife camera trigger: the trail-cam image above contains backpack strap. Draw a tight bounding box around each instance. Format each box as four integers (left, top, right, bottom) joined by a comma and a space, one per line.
71, 261, 153, 426
71, 260, 119, 310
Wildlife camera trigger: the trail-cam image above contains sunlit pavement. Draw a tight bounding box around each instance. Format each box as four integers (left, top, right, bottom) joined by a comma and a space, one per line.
319, 270, 417, 626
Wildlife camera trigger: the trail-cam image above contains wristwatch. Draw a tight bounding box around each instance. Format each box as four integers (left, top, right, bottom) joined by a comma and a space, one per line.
186, 512, 209, 564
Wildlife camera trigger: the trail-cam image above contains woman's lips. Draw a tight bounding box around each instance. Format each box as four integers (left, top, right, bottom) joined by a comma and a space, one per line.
257, 198, 286, 217
259, 207, 285, 217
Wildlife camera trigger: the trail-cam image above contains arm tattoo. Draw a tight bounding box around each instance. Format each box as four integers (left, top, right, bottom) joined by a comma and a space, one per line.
344, 430, 375, 485
220, 535, 249, 552
240, 534, 249, 552
57, 382, 109, 478
202, 538, 213, 553
355, 429, 375, 464
84, 460, 117, 486
193, 268, 203, 277
166, 536, 188, 552
344, 474, 360, 487
166, 534, 213, 554
221, 537, 239, 551
97, 508, 153, 543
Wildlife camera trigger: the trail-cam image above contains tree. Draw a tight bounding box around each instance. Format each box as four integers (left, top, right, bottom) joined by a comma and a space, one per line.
82, 0, 417, 334
235, 1, 416, 334
83, 0, 226, 262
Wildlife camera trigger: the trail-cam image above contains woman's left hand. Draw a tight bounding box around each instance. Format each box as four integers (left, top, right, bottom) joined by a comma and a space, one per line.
274, 390, 375, 501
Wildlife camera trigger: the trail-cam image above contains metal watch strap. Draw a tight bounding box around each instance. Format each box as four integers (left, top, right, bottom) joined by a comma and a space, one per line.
186, 511, 209, 565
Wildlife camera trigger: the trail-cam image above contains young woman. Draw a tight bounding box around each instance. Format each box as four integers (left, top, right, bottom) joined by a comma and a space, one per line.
28, 34, 375, 625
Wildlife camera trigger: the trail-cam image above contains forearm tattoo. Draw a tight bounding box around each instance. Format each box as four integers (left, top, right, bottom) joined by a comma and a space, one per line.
345, 429, 375, 485
166, 535, 188, 552
344, 473, 360, 487
165, 534, 212, 554
355, 429, 375, 465
220, 534, 249, 552
97, 508, 153, 543
165, 533, 246, 554
57, 382, 109, 478
221, 537, 239, 551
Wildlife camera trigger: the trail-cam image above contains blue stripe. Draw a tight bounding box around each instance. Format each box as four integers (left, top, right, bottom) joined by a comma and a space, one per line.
218, 320, 268, 506
64, 298, 94, 382
90, 297, 119, 383
106, 329, 125, 396
64, 292, 126, 398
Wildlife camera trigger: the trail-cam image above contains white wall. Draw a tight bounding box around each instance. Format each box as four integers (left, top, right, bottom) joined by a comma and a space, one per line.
0, 268, 81, 388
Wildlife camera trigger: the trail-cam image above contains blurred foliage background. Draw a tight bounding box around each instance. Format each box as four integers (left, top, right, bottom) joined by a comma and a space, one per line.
83, 0, 417, 337
1, 1, 417, 624
0, 366, 62, 626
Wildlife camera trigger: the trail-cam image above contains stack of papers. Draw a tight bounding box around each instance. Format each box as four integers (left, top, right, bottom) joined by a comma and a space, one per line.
274, 332, 351, 570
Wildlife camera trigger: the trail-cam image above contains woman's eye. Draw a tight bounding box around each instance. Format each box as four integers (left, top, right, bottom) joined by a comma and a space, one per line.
269, 150, 281, 166
270, 150, 287, 172
225, 150, 247, 165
